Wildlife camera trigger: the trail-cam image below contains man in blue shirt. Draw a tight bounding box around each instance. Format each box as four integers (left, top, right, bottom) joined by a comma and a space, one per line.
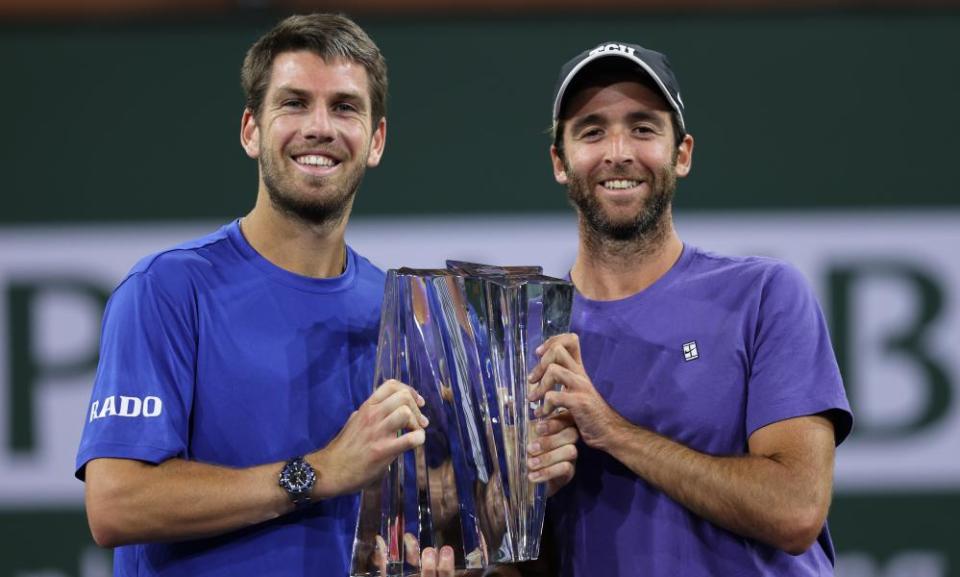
75, 14, 576, 576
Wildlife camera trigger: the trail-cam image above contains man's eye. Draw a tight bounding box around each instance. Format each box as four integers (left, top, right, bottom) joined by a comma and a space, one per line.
633, 125, 656, 135
282, 99, 306, 109
334, 102, 358, 113
579, 129, 602, 140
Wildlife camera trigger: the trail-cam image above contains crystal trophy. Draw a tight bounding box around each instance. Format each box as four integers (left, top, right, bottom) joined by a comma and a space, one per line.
350, 261, 573, 577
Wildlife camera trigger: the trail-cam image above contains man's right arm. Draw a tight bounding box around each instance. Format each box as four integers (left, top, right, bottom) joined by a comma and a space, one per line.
85, 457, 287, 547
84, 379, 428, 548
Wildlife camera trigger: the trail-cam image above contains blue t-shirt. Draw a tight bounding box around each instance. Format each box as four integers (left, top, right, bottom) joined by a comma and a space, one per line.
550, 245, 853, 577
75, 220, 385, 576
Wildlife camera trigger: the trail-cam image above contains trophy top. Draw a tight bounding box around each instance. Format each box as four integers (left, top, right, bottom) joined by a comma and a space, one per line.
445, 260, 543, 276
386, 262, 573, 291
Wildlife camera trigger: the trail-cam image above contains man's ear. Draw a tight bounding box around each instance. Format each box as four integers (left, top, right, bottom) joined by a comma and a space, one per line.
550, 144, 569, 185
674, 133, 694, 178
366, 117, 387, 168
240, 108, 260, 159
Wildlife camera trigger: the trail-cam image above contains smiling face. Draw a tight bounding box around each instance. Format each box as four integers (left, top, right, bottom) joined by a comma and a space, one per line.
241, 50, 386, 227
552, 79, 692, 243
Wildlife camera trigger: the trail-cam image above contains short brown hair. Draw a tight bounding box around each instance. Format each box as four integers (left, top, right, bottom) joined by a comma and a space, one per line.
241, 13, 387, 125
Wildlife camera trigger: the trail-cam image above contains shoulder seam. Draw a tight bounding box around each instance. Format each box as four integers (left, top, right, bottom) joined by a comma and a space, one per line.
135, 232, 233, 275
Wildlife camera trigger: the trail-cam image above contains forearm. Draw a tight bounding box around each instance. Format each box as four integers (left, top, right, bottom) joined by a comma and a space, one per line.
84, 457, 292, 547
527, 335, 836, 554
84, 381, 430, 548
600, 421, 831, 554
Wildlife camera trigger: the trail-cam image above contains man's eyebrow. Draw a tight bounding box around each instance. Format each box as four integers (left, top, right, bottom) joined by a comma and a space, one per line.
332, 91, 367, 110
272, 86, 311, 100
569, 113, 607, 135
627, 110, 667, 127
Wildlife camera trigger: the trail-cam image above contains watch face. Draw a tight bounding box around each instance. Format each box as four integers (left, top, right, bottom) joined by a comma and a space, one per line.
281, 458, 316, 494
290, 469, 309, 488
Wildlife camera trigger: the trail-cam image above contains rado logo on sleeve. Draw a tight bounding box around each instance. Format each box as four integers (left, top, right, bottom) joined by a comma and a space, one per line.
89, 395, 164, 422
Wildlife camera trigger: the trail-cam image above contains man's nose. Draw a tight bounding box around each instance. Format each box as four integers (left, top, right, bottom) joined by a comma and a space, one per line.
604, 131, 633, 165
302, 106, 335, 141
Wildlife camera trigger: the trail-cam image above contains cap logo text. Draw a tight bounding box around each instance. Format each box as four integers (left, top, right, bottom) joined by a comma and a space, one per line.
590, 43, 636, 57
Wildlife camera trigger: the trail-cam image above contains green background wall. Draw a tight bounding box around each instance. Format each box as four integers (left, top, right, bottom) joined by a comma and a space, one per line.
3, 13, 959, 226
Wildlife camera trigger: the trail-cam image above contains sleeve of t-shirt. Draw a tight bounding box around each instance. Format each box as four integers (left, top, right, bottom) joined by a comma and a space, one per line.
745, 262, 853, 445
75, 267, 196, 480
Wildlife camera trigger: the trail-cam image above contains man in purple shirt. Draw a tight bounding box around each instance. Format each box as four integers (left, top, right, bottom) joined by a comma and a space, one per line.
526, 42, 853, 576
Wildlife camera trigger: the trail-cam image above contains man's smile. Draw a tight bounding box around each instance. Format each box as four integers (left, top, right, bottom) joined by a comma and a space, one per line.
292, 153, 341, 176
600, 179, 642, 191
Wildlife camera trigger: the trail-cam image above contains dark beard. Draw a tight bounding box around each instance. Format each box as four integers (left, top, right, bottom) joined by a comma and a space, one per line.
261, 151, 365, 228
565, 160, 676, 244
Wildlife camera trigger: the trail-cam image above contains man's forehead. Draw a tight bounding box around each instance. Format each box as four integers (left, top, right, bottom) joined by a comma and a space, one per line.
267, 51, 370, 96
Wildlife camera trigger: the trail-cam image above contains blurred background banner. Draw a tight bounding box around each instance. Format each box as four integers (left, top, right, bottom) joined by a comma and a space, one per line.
2, 2, 959, 576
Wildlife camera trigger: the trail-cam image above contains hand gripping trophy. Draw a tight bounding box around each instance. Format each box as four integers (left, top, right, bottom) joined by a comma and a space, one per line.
351, 261, 573, 577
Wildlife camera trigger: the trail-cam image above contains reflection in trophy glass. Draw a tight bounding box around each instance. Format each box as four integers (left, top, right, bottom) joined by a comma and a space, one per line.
350, 262, 573, 577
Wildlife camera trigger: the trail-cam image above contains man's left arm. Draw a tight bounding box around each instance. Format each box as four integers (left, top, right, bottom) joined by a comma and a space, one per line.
604, 409, 835, 554
528, 333, 837, 555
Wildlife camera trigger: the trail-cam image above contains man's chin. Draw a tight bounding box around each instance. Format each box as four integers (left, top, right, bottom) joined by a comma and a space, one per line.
585, 209, 667, 241
599, 225, 643, 242
596, 211, 645, 232
282, 201, 349, 226
267, 188, 352, 225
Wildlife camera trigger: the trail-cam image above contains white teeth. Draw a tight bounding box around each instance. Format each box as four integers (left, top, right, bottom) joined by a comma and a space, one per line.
602, 179, 640, 190
295, 154, 336, 167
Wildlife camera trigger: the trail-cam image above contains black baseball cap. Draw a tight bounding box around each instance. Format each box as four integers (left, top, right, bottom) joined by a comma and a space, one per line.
552, 41, 686, 136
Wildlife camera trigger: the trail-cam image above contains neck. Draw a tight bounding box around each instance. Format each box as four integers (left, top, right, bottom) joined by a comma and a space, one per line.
240, 192, 350, 279
571, 211, 683, 301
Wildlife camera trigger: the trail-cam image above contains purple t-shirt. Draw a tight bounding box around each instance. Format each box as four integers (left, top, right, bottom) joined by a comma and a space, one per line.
549, 245, 852, 577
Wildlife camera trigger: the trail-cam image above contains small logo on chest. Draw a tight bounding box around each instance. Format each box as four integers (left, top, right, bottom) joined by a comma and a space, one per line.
682, 341, 699, 362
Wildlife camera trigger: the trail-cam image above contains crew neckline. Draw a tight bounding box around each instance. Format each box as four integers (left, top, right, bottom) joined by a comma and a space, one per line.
226, 219, 357, 294
572, 243, 697, 310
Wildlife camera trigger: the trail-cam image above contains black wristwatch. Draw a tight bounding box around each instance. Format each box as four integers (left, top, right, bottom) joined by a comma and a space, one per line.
279, 456, 316, 508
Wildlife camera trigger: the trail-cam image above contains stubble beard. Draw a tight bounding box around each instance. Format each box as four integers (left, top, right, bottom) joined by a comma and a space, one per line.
260, 147, 367, 229
565, 158, 677, 255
